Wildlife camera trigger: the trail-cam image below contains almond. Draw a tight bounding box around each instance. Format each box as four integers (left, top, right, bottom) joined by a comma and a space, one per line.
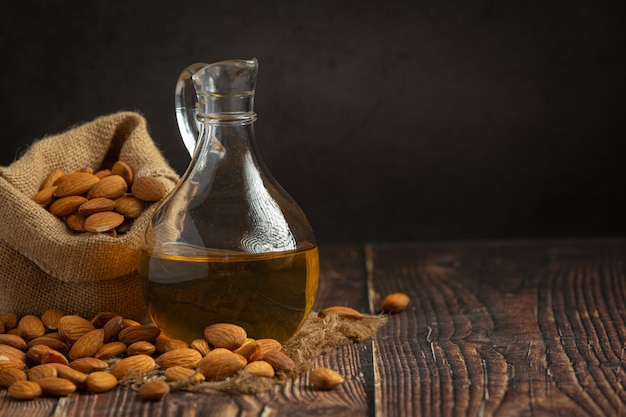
41, 167, 64, 190
111, 161, 134, 186
94, 169, 112, 179
65, 213, 87, 231
86, 371, 118, 393
69, 329, 104, 360
102, 315, 124, 342
7, 380, 43, 400
109, 354, 156, 380
132, 176, 168, 202
0, 368, 27, 387
114, 195, 145, 219
127, 341, 156, 356
155, 348, 202, 369
204, 323, 247, 350
87, 174, 127, 199
196, 348, 247, 381
32, 186, 58, 207
26, 336, 69, 355
139, 379, 170, 400
245, 360, 275, 378
0, 356, 26, 371
54, 172, 100, 197
164, 366, 205, 383
90, 312, 119, 328
261, 351, 295, 373
69, 357, 108, 373
161, 339, 189, 352
58, 315, 95, 344
41, 349, 70, 366
17, 315, 46, 340
49, 363, 88, 387
0, 313, 18, 330
94, 342, 127, 360
84, 211, 125, 233
381, 292, 410, 313
0, 334, 27, 350
37, 376, 77, 396
190, 339, 211, 356
118, 324, 161, 345
0, 344, 28, 363
49, 195, 88, 217
41, 309, 64, 331
27, 363, 58, 381
309, 367, 344, 390
78, 197, 116, 216
318, 306, 365, 320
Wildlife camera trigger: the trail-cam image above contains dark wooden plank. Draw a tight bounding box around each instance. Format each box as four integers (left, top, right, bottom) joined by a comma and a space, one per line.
0, 389, 57, 417
367, 239, 626, 417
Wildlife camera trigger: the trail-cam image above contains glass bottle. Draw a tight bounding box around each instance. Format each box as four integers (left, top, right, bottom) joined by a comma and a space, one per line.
139, 58, 319, 343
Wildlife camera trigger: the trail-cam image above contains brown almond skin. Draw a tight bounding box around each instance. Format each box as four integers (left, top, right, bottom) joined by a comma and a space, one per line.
58, 315, 95, 344
0, 368, 27, 388
318, 306, 365, 320
69, 329, 104, 361
1, 313, 18, 329
155, 348, 202, 369
87, 174, 127, 200
27, 364, 58, 381
111, 161, 134, 186
109, 354, 156, 380
17, 315, 46, 340
70, 357, 108, 373
196, 348, 247, 381
132, 176, 168, 202
91, 312, 120, 328
49, 196, 88, 217
84, 211, 125, 233
102, 316, 124, 342
40, 167, 64, 190
139, 379, 170, 400
53, 172, 100, 197
32, 186, 58, 206
114, 195, 145, 219
41, 309, 64, 331
118, 325, 161, 345
8, 380, 43, 400
78, 197, 116, 216
37, 376, 77, 396
86, 371, 118, 393
0, 334, 27, 350
309, 368, 344, 390
381, 292, 410, 313
204, 323, 247, 350
94, 342, 128, 360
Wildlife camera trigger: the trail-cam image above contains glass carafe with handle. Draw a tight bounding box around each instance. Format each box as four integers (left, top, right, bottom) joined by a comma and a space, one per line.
139, 58, 319, 343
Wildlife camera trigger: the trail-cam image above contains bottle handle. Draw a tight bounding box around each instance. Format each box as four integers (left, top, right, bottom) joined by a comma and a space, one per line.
175, 62, 208, 157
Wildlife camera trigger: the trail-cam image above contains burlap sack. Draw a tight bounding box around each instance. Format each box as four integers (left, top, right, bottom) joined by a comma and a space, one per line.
0, 112, 179, 321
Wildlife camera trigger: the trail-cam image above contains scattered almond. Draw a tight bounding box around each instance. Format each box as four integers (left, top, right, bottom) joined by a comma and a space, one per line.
84, 211, 125, 233
109, 354, 156, 380
0, 368, 27, 388
139, 379, 170, 400
17, 315, 46, 341
245, 360, 275, 378
155, 348, 202, 369
7, 380, 43, 400
41, 309, 64, 331
381, 292, 410, 313
196, 348, 247, 381
86, 371, 118, 393
37, 376, 77, 396
318, 306, 365, 320
309, 368, 344, 390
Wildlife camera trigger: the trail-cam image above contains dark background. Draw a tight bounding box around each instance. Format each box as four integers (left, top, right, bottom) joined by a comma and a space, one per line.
1, 1, 625, 245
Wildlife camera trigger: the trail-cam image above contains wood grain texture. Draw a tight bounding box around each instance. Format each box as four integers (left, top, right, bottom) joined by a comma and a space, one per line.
368, 240, 626, 416
2, 239, 626, 416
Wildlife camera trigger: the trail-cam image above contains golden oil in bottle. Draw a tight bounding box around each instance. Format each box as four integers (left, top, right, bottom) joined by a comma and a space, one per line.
139, 244, 319, 343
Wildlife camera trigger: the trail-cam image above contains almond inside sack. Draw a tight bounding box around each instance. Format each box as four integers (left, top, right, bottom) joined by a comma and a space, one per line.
0, 112, 179, 320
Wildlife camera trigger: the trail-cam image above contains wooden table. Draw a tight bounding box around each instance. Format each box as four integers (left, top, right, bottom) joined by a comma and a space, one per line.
2, 238, 625, 416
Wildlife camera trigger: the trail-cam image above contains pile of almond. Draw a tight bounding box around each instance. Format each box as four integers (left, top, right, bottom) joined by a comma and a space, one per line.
0, 310, 305, 401
0, 294, 409, 401
31, 161, 170, 236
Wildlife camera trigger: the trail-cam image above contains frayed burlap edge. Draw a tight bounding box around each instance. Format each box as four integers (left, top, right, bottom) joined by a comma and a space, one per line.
119, 312, 388, 395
